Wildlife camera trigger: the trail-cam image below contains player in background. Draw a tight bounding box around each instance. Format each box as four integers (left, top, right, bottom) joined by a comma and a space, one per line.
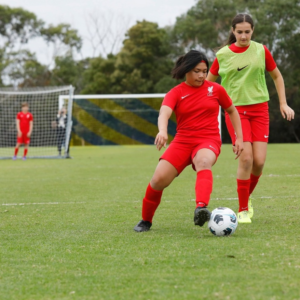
13, 102, 33, 160
134, 50, 244, 232
207, 13, 295, 223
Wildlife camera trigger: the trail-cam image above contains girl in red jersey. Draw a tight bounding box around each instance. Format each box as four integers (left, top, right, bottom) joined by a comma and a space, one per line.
134, 50, 244, 232
207, 14, 295, 223
13, 102, 33, 160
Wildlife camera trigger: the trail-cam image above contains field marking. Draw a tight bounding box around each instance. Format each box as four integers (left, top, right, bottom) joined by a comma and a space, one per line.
191, 196, 297, 201
1, 201, 86, 206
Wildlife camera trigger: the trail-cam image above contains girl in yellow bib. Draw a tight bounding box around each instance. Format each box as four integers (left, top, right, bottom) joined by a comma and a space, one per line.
207, 13, 295, 223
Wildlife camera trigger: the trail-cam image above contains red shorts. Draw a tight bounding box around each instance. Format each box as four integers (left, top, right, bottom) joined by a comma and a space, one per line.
225, 102, 269, 144
160, 137, 221, 174
17, 133, 30, 145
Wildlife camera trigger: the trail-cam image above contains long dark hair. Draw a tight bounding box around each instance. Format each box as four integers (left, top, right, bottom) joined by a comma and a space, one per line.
226, 13, 254, 45
171, 50, 209, 79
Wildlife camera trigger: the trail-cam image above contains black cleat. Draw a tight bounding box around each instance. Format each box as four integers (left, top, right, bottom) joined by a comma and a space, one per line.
194, 207, 211, 227
134, 220, 152, 232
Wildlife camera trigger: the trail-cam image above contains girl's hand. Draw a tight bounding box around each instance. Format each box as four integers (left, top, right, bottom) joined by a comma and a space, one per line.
154, 130, 168, 151
233, 138, 244, 160
280, 104, 295, 121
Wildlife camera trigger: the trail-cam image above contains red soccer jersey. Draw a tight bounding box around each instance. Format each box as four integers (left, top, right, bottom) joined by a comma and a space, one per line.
210, 44, 277, 76
17, 112, 33, 133
162, 81, 232, 138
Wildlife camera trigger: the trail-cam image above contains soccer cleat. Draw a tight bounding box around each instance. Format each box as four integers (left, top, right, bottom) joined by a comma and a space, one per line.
22, 157, 27, 161
237, 210, 252, 223
194, 207, 211, 227
248, 197, 254, 218
134, 220, 152, 232
12, 156, 17, 160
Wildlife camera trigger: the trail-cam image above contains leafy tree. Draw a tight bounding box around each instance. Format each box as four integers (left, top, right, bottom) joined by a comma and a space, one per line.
41, 23, 82, 58
50, 56, 89, 92
112, 20, 175, 93
81, 54, 117, 94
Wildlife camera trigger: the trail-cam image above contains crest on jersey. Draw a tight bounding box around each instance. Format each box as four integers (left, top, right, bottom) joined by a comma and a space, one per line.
207, 86, 213, 96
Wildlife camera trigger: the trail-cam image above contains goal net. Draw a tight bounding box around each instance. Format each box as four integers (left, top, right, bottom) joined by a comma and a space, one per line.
0, 86, 74, 159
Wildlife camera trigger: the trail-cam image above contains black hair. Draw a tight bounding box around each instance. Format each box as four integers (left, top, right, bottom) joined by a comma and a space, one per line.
171, 50, 209, 79
227, 13, 254, 45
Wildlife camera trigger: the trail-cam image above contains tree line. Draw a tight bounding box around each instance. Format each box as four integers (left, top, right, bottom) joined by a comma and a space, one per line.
0, 0, 299, 142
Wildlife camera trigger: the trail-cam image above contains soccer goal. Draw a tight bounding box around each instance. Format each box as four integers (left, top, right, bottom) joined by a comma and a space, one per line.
0, 86, 74, 159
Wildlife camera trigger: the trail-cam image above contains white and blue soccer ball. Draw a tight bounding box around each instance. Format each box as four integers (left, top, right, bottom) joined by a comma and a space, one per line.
208, 207, 238, 236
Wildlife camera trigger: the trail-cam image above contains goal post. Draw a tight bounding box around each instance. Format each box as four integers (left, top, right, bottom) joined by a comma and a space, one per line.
0, 86, 74, 159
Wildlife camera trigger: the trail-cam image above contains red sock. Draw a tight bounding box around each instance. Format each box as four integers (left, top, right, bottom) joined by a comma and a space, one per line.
195, 169, 213, 208
142, 183, 163, 223
237, 179, 250, 212
23, 149, 28, 157
14, 148, 19, 156
249, 173, 261, 195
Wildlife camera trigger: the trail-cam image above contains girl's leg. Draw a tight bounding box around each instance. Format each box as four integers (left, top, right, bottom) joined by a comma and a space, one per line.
192, 148, 216, 226
23, 144, 29, 158
250, 142, 267, 195
193, 148, 216, 207
134, 159, 178, 232
14, 143, 20, 157
237, 142, 253, 211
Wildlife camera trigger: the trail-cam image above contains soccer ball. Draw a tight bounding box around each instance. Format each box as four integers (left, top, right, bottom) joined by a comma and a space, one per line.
208, 207, 238, 236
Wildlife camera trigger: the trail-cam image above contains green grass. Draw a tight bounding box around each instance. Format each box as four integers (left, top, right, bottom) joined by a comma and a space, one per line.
0, 144, 300, 300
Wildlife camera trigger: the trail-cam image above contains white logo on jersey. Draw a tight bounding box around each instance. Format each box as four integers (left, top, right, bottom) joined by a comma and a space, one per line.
181, 94, 190, 100
27, 114, 30, 118
209, 145, 216, 150
207, 86, 213, 96
244, 111, 247, 115
264, 135, 269, 138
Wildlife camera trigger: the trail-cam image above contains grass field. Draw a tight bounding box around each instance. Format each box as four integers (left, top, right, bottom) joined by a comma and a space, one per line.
1, 144, 300, 300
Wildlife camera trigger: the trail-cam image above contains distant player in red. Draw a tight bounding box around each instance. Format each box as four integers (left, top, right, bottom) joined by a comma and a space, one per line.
134, 50, 244, 232
13, 102, 33, 160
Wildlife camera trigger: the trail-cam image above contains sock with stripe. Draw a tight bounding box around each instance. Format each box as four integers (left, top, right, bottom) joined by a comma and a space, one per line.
142, 183, 163, 223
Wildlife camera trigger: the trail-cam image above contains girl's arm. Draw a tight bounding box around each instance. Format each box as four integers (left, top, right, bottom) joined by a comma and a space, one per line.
206, 72, 219, 82
224, 105, 244, 159
269, 67, 295, 121
155, 105, 173, 151
28, 121, 33, 137
16, 119, 21, 137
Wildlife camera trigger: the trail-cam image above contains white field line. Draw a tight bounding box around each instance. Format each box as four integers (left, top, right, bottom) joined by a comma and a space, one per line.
191, 196, 297, 201
1, 201, 86, 206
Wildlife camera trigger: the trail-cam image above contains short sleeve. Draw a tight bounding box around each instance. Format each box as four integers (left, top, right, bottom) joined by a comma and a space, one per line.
264, 45, 276, 72
217, 85, 233, 110
210, 58, 220, 76
161, 87, 179, 110
29, 113, 33, 121
16, 113, 21, 120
